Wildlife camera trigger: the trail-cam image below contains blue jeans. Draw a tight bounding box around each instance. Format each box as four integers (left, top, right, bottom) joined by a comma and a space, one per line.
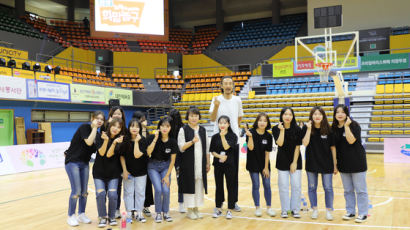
148, 160, 171, 213
123, 175, 147, 212
277, 170, 302, 213
94, 178, 119, 218
250, 172, 272, 207
340, 172, 369, 216
65, 162, 89, 216
307, 172, 334, 210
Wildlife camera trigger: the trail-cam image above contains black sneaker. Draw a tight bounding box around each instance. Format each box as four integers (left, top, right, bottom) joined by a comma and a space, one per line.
342, 213, 355, 220
291, 211, 301, 218
109, 218, 117, 226
143, 207, 152, 217
355, 215, 367, 223
97, 218, 107, 228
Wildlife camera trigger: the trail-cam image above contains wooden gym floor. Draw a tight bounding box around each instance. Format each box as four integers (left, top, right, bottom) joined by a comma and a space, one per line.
1, 154, 410, 230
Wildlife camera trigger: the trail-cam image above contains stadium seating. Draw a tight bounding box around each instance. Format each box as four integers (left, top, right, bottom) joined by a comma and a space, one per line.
155, 75, 184, 91
184, 71, 251, 94
367, 71, 410, 142
139, 29, 192, 54
217, 14, 305, 50
258, 74, 358, 95
0, 9, 42, 39
112, 73, 145, 90
192, 27, 219, 54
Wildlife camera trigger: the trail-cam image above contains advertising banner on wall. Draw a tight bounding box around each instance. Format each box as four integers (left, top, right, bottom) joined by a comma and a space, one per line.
361, 53, 409, 71
0, 142, 70, 175
273, 61, 293, 77
105, 87, 133, 105
0, 75, 27, 100
26, 80, 70, 102
384, 138, 410, 163
70, 84, 106, 104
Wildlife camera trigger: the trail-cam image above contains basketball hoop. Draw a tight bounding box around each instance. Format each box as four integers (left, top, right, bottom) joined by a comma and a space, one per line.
316, 62, 333, 83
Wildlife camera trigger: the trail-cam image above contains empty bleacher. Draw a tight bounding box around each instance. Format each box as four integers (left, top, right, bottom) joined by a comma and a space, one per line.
217, 14, 305, 50
184, 71, 251, 94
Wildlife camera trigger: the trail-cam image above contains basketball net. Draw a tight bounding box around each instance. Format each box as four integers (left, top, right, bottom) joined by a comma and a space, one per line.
316, 62, 333, 83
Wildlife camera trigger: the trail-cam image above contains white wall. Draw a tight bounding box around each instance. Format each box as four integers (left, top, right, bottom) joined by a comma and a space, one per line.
308, 0, 410, 35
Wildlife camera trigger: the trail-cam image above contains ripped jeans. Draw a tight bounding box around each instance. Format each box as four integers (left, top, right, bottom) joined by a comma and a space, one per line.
94, 178, 119, 219
65, 162, 89, 216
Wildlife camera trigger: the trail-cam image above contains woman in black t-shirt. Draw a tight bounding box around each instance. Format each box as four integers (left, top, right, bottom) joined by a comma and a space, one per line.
245, 113, 276, 217
272, 107, 302, 219
301, 106, 337, 221
65, 111, 105, 227
332, 105, 369, 223
146, 117, 177, 223
93, 118, 124, 227
132, 111, 154, 217
119, 119, 148, 223
104, 106, 126, 218
210, 115, 238, 220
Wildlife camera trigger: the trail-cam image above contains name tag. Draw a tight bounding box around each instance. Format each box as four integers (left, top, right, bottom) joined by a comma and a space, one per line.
321, 135, 328, 139
262, 139, 268, 144
165, 148, 171, 154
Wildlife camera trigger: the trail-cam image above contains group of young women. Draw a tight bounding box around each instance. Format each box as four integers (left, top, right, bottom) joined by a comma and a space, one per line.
64, 104, 369, 227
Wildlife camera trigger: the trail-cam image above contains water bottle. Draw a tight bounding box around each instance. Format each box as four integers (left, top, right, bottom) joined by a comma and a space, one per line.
120, 212, 127, 230
219, 151, 226, 163
368, 200, 373, 217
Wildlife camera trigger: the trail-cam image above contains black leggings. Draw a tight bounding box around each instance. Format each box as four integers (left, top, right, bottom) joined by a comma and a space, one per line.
214, 165, 235, 210
144, 175, 154, 207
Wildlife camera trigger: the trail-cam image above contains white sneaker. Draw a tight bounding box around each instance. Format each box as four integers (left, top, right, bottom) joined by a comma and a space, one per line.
115, 209, 121, 219
233, 203, 241, 212
67, 215, 79, 226
77, 213, 91, 224
179, 202, 187, 213
311, 209, 318, 219
226, 211, 233, 219
326, 210, 334, 221
193, 207, 202, 219
267, 208, 276, 217
281, 211, 288, 218
255, 208, 262, 217
213, 208, 223, 218
187, 208, 197, 220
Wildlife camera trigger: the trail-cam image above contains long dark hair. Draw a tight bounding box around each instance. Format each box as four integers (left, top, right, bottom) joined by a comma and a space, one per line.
168, 109, 183, 139
127, 118, 143, 139
107, 117, 123, 139
252, 112, 271, 131
309, 106, 331, 135
107, 106, 126, 134
279, 107, 298, 129
331, 104, 359, 130
157, 116, 173, 140
217, 115, 234, 134
132, 110, 148, 137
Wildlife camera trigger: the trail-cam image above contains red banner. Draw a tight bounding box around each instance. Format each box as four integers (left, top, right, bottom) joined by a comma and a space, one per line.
294, 60, 314, 76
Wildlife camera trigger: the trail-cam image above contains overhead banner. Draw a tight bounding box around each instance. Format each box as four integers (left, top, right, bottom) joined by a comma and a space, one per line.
273, 61, 293, 77
0, 75, 27, 100
361, 53, 409, 71
105, 87, 133, 105
0, 67, 12, 76
0, 142, 70, 176
294, 60, 314, 76
71, 83, 105, 104
26, 80, 70, 102
13, 69, 34, 79
0, 47, 29, 59
35, 72, 55, 82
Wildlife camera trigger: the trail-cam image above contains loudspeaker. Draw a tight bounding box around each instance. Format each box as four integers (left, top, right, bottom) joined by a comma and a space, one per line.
261, 64, 273, 77
109, 99, 120, 109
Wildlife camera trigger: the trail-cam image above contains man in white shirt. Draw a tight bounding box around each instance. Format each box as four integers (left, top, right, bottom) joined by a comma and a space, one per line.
209, 76, 244, 212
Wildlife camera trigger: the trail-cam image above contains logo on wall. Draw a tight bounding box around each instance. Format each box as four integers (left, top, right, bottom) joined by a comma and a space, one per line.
20, 148, 46, 167
401, 144, 410, 157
